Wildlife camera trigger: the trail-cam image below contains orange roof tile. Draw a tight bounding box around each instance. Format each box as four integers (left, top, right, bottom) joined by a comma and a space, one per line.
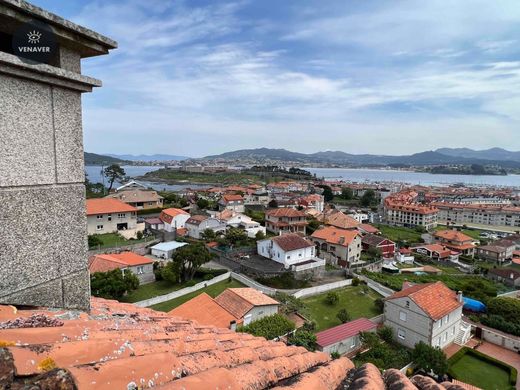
222, 194, 244, 202
227, 288, 280, 307
317, 209, 359, 229
89, 252, 154, 274
434, 230, 474, 243
168, 293, 239, 329
271, 234, 314, 252
86, 198, 137, 215
266, 208, 306, 218
311, 226, 359, 246
386, 281, 462, 320
161, 208, 189, 218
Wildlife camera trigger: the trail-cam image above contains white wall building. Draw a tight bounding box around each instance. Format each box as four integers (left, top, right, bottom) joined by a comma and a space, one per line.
159, 208, 191, 232
257, 233, 316, 269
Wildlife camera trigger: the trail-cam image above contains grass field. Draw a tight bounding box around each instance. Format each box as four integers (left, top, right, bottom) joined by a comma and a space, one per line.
302, 286, 382, 331
120, 279, 204, 303
373, 224, 423, 243
150, 279, 245, 312
449, 353, 511, 390
88, 233, 151, 249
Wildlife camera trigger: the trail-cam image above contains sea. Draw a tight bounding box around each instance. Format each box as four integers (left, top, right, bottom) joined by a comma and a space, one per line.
85, 165, 520, 191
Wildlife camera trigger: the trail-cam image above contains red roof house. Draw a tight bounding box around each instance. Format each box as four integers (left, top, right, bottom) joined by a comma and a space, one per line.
316, 318, 377, 355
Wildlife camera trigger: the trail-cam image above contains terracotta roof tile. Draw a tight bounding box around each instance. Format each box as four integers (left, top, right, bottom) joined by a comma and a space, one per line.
318, 209, 360, 229
227, 288, 280, 307
266, 208, 307, 218
386, 281, 462, 320
312, 226, 359, 246
434, 230, 474, 243
271, 233, 314, 252
89, 252, 154, 274
86, 198, 137, 215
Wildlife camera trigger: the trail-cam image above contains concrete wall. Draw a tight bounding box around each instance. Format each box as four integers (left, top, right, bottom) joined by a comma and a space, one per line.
293, 279, 352, 299
245, 304, 278, 324
0, 3, 116, 309
128, 263, 155, 285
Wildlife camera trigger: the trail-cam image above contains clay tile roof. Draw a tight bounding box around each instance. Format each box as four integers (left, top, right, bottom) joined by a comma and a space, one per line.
161, 208, 189, 218
86, 198, 137, 215
311, 226, 359, 246
222, 194, 244, 202
266, 208, 306, 218
168, 293, 239, 329
186, 214, 209, 225
359, 224, 380, 234
316, 318, 376, 348
361, 233, 391, 247
434, 230, 473, 243
214, 288, 278, 319
227, 288, 280, 307
89, 252, 153, 272
488, 267, 520, 279
386, 281, 462, 320
318, 209, 360, 229
271, 233, 314, 252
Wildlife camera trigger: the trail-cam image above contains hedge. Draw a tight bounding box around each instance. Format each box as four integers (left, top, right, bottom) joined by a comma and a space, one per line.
448, 347, 517, 386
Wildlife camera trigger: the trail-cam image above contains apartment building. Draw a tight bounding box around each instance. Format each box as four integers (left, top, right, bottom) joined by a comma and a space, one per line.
384, 201, 438, 230
433, 202, 520, 228
265, 208, 308, 234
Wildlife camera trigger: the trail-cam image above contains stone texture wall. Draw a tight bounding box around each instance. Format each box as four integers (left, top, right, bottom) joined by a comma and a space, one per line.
0, 0, 116, 310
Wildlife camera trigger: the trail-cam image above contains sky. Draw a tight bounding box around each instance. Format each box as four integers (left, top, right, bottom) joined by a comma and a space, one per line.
32, 0, 520, 157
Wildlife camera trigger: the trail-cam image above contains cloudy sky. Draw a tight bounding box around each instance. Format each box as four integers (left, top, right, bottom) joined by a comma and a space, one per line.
33, 0, 520, 157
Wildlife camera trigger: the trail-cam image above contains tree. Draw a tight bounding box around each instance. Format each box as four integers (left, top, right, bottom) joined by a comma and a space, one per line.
255, 230, 265, 240
85, 174, 106, 198
167, 244, 212, 282
238, 314, 295, 340
359, 331, 380, 350
288, 330, 317, 351
317, 185, 334, 202
90, 269, 139, 300
225, 228, 248, 247
200, 228, 217, 241
360, 189, 377, 207
87, 234, 102, 248
103, 164, 126, 192
411, 341, 448, 376
487, 297, 520, 324
336, 308, 351, 323
341, 187, 353, 200
325, 291, 339, 305
376, 326, 393, 343
196, 198, 209, 210
306, 218, 321, 234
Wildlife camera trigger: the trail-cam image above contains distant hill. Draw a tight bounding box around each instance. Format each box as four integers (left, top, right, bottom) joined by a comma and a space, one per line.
107, 154, 189, 162
84, 152, 128, 165
201, 148, 520, 168
436, 147, 520, 162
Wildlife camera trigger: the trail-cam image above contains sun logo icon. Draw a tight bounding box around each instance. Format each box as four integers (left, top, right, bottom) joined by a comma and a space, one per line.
27, 30, 42, 44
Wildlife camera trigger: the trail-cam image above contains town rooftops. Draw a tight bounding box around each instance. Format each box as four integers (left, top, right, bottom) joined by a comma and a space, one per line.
265, 208, 306, 218
89, 252, 153, 273
434, 230, 474, 243
412, 244, 452, 258
168, 293, 239, 329
386, 281, 462, 320
160, 208, 189, 218
271, 233, 314, 252
478, 244, 508, 253
185, 214, 209, 225
316, 318, 376, 348
106, 188, 163, 203
0, 297, 476, 389
215, 288, 279, 319
359, 224, 380, 234
311, 226, 359, 246
222, 194, 244, 202
86, 198, 137, 215
318, 209, 360, 229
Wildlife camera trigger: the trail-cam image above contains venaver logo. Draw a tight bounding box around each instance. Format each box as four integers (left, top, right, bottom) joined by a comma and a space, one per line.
12, 20, 57, 65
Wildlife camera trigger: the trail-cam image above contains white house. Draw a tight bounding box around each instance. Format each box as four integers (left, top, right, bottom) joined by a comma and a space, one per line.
257, 233, 320, 269
316, 318, 377, 355
384, 281, 464, 349
86, 198, 143, 239
159, 208, 191, 232
218, 194, 245, 213
185, 215, 226, 239
150, 241, 188, 259
213, 210, 266, 238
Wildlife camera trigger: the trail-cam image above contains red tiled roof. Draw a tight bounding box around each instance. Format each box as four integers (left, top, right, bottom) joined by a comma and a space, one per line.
214, 288, 278, 319
222, 194, 244, 202
227, 288, 280, 307
318, 209, 359, 229
271, 233, 314, 252
311, 226, 359, 246
266, 208, 306, 218
161, 208, 189, 218
386, 281, 462, 320
186, 214, 209, 225
89, 252, 153, 273
359, 224, 380, 234
86, 198, 137, 215
168, 293, 239, 329
412, 244, 452, 258
316, 318, 376, 348
434, 230, 474, 243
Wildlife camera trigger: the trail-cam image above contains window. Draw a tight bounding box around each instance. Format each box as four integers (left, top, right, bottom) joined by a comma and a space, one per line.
452, 326, 456, 335
96, 225, 103, 231
398, 328, 406, 340
405, 300, 410, 308
399, 311, 407, 322
443, 332, 447, 342
136, 266, 144, 275
96, 215, 103, 220
350, 338, 356, 348
118, 213, 126, 219
287, 255, 291, 260
438, 320, 442, 328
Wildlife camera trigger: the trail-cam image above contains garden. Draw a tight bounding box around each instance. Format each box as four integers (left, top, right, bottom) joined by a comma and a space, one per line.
373, 224, 425, 244
448, 347, 517, 390
88, 232, 152, 249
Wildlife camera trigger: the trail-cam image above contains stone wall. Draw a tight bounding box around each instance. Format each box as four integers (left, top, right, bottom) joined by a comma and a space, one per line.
0, 1, 116, 309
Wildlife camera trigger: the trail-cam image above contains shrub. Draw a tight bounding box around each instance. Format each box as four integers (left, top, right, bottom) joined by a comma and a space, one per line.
352, 277, 360, 286
90, 269, 140, 300
288, 330, 317, 351
487, 297, 520, 325
136, 231, 144, 240
412, 341, 448, 376
238, 314, 295, 340
274, 292, 305, 314
377, 326, 394, 343
374, 298, 384, 312
325, 291, 339, 305
203, 274, 214, 281
336, 309, 351, 323
87, 234, 102, 248
331, 351, 341, 360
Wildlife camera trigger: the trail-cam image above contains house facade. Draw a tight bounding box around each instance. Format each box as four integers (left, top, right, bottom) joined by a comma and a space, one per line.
311, 226, 362, 268
476, 244, 513, 263
218, 194, 245, 213
265, 208, 308, 234
107, 182, 163, 210
384, 282, 463, 349
215, 210, 266, 238
257, 233, 317, 269
361, 234, 396, 258
89, 252, 155, 284
487, 268, 520, 287
185, 215, 226, 239
411, 244, 457, 261
159, 208, 191, 232
384, 193, 438, 230
214, 288, 279, 326
86, 198, 142, 238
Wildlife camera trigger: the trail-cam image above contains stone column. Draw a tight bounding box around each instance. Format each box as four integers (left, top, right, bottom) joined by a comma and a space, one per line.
0, 0, 116, 309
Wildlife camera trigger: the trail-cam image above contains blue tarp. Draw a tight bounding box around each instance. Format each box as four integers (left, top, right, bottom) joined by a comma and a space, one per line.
462, 296, 486, 312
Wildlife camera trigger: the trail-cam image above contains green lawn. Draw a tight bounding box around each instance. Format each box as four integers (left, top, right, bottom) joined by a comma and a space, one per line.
302, 286, 382, 331
373, 224, 423, 243
120, 279, 204, 303
449, 353, 511, 390
88, 233, 152, 249
150, 279, 245, 312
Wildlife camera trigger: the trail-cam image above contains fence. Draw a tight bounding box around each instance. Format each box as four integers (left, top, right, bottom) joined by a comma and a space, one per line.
292, 258, 326, 272
293, 279, 353, 299
88, 238, 160, 256
230, 272, 280, 295
354, 273, 395, 297
134, 272, 231, 307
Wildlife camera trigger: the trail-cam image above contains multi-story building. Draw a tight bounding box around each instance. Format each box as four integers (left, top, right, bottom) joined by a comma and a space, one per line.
384, 282, 464, 349
384, 190, 438, 230
311, 226, 362, 267
361, 234, 396, 258
476, 243, 514, 263
218, 194, 245, 213
86, 199, 141, 238
433, 229, 477, 257
106, 181, 164, 210
433, 202, 520, 228
159, 208, 191, 232
265, 208, 308, 234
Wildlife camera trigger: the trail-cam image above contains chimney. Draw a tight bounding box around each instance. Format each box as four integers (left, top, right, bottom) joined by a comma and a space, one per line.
457, 291, 463, 303
0, 2, 116, 310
